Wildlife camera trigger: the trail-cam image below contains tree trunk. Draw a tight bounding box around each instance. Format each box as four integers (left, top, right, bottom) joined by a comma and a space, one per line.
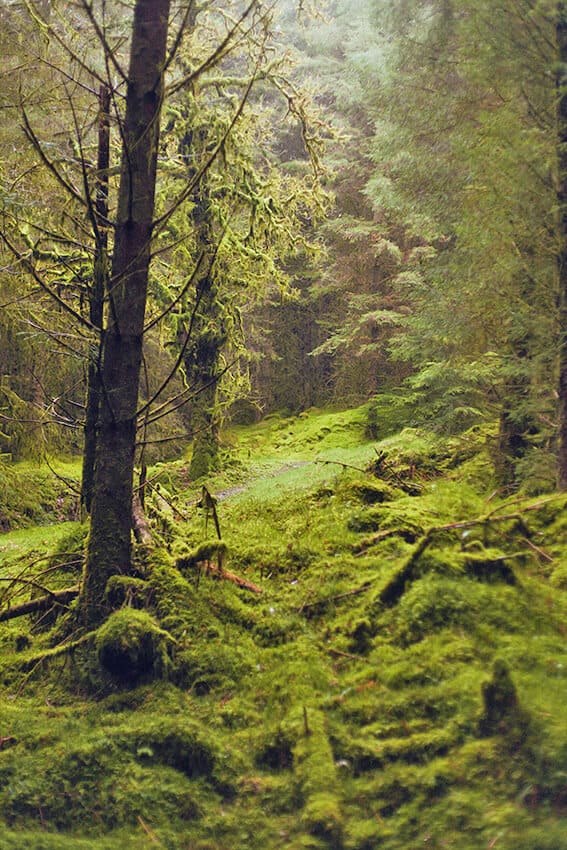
81, 84, 110, 516
80, 0, 171, 626
557, 3, 567, 489
181, 131, 226, 480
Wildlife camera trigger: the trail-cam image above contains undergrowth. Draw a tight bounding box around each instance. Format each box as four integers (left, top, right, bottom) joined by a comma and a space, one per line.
1, 408, 567, 849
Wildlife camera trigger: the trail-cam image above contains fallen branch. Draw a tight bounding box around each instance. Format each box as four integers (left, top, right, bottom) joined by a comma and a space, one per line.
0, 585, 79, 623
353, 527, 418, 555
520, 537, 553, 563
137, 815, 165, 846
373, 449, 423, 495
326, 646, 363, 661
375, 503, 549, 608
313, 458, 368, 474
378, 531, 435, 607
198, 561, 262, 594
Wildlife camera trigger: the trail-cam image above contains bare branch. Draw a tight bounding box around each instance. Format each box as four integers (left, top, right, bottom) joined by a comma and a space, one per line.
21, 108, 86, 206
77, 0, 129, 83
166, 0, 261, 97
0, 228, 95, 332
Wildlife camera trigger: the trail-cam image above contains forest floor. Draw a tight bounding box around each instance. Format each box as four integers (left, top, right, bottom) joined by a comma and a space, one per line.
1, 406, 567, 849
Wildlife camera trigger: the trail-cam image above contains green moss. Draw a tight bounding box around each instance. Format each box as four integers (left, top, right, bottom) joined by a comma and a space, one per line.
3, 410, 567, 850
342, 479, 401, 505
479, 659, 531, 743
95, 609, 174, 681
104, 576, 150, 609
291, 707, 343, 844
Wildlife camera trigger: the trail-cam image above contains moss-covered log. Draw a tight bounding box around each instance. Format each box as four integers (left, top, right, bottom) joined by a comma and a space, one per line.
95, 608, 174, 681
0, 586, 79, 623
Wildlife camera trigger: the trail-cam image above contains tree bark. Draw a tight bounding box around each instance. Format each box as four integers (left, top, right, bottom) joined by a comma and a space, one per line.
181, 130, 226, 480
81, 84, 110, 516
0, 586, 79, 623
557, 3, 567, 489
80, 0, 171, 625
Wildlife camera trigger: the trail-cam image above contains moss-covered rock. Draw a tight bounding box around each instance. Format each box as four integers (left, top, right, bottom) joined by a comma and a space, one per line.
344, 479, 401, 505
95, 609, 173, 682
478, 659, 531, 743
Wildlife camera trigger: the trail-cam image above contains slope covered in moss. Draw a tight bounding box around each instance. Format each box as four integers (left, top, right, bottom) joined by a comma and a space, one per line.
1, 408, 567, 849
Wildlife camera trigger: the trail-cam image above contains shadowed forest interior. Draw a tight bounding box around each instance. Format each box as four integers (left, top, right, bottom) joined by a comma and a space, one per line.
2, 1, 567, 848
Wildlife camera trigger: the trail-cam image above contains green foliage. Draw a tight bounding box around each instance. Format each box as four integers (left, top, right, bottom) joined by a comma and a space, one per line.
0, 459, 79, 532
2, 408, 567, 850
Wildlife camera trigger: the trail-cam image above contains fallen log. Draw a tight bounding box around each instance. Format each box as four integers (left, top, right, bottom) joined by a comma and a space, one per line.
0, 585, 79, 623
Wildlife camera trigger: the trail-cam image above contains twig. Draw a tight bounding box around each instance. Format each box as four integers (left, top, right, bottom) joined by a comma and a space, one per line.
313, 458, 368, 474
520, 537, 554, 563
326, 647, 362, 661
137, 816, 164, 846
201, 562, 262, 594
298, 582, 371, 613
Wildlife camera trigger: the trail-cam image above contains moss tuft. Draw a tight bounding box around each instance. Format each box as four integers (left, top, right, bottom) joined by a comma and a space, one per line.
95, 609, 173, 682
104, 576, 151, 609
478, 659, 531, 743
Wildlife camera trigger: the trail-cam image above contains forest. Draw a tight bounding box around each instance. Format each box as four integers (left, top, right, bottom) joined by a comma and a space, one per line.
2, 0, 567, 847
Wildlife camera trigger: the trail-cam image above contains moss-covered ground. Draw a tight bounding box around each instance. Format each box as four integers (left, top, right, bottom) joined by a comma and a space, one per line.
1, 407, 567, 848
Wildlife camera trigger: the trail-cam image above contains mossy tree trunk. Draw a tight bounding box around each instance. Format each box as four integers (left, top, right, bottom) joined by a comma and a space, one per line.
81, 84, 110, 516
557, 2, 567, 490
181, 130, 227, 481
186, 275, 226, 480
79, 0, 171, 626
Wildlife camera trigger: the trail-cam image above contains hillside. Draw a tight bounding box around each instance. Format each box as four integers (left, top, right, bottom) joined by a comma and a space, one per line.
1, 408, 567, 849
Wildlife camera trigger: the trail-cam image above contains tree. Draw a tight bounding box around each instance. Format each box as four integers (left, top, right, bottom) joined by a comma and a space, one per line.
79, 0, 172, 625
1, 0, 323, 623
557, 1, 567, 489
155, 2, 327, 473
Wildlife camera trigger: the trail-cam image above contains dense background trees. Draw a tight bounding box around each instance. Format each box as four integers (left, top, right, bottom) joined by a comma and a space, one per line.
2, 0, 567, 513
263, 0, 563, 490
